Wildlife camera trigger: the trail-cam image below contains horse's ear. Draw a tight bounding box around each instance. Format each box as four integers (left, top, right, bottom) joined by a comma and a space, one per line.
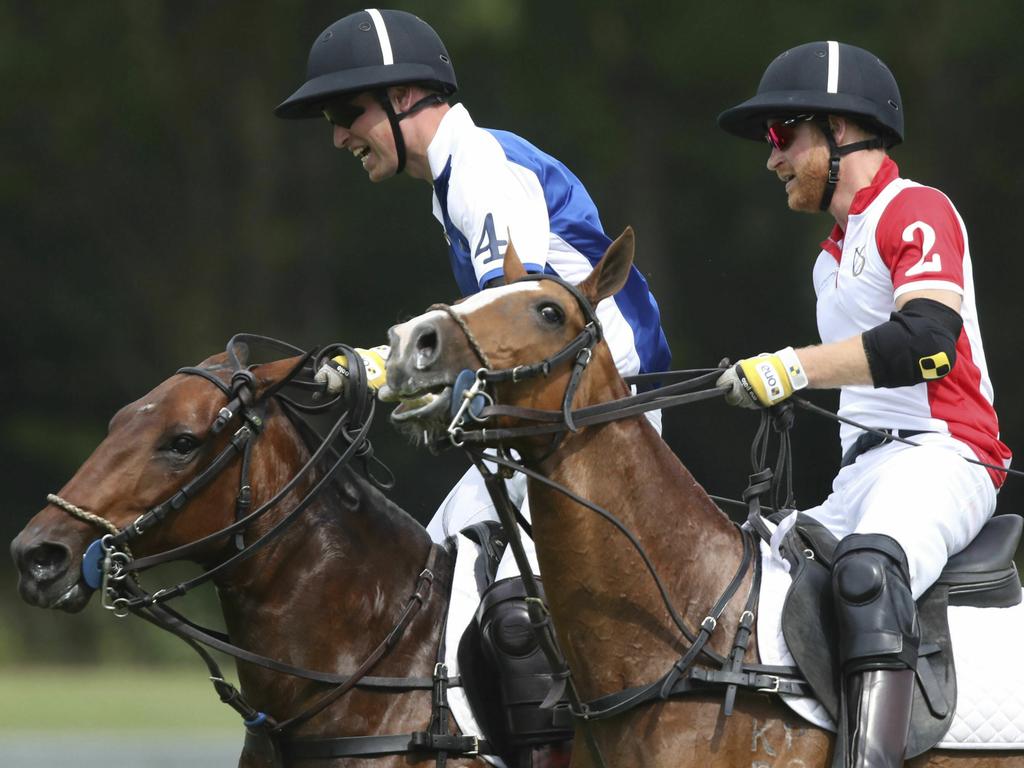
502, 234, 528, 283
578, 226, 635, 305
252, 355, 307, 399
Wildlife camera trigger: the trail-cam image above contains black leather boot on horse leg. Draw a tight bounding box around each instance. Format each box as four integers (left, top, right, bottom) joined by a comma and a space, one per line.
832, 534, 920, 768
477, 577, 573, 765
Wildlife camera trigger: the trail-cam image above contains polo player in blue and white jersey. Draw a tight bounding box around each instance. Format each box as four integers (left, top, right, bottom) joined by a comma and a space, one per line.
276, 8, 671, 757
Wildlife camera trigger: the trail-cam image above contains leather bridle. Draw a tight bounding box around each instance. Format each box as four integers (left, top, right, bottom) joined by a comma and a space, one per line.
47, 334, 493, 764
431, 271, 604, 440
435, 273, 729, 451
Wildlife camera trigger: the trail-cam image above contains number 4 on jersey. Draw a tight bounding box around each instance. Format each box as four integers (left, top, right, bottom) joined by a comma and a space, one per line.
475, 213, 507, 264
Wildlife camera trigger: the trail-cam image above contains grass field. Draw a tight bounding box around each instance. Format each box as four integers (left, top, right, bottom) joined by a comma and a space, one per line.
0, 666, 241, 732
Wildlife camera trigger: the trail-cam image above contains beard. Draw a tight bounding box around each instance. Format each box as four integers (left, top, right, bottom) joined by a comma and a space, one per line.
786, 144, 830, 213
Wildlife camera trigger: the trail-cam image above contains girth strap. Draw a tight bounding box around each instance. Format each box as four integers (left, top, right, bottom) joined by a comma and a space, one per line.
581, 666, 814, 718
282, 732, 495, 760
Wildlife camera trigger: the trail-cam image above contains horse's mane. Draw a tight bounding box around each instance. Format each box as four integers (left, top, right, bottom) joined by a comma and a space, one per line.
271, 388, 431, 548
272, 393, 405, 517
275, 396, 361, 497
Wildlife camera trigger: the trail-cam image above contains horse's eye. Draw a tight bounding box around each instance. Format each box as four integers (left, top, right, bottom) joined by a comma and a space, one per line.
169, 435, 199, 456
538, 303, 564, 324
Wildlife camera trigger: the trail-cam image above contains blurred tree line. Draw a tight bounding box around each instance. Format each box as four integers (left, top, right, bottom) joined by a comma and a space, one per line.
4, 0, 1023, 666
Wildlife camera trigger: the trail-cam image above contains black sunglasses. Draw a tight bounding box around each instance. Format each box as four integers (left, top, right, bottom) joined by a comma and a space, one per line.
322, 99, 365, 129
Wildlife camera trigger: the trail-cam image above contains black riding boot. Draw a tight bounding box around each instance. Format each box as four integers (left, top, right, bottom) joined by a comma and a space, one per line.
831, 534, 919, 768
843, 668, 915, 767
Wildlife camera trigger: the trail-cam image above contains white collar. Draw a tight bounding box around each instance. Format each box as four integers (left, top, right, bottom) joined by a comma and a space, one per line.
427, 103, 474, 181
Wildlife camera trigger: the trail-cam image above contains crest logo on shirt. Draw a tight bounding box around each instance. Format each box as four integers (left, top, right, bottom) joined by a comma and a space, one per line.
852, 246, 866, 276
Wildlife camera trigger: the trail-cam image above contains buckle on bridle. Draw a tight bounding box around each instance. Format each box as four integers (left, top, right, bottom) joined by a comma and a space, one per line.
757, 675, 781, 693
213, 406, 234, 434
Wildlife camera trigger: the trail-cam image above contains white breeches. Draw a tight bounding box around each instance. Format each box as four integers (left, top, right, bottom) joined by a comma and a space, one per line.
427, 464, 537, 579
802, 433, 998, 599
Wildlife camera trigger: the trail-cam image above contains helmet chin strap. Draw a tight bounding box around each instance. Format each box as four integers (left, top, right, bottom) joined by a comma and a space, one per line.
375, 90, 448, 176
815, 119, 886, 211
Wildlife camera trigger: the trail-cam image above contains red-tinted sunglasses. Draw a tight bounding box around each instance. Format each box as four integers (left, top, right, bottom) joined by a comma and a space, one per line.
322, 99, 365, 129
765, 114, 816, 151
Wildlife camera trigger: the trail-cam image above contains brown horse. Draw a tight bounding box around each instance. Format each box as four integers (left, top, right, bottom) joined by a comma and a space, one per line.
382, 229, 1022, 767
10, 350, 485, 768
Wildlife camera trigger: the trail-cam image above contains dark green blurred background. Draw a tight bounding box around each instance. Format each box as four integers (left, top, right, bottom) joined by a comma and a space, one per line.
4, 1, 1024, 667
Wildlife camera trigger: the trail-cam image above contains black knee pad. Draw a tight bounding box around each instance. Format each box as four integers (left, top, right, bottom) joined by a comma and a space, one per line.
477, 577, 572, 747
832, 534, 920, 673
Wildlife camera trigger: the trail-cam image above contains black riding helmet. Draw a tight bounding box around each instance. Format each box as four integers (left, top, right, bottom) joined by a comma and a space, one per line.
275, 9, 458, 174
718, 41, 903, 210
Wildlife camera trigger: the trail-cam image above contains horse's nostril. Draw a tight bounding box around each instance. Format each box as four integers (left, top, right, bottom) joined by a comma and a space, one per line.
416, 329, 437, 355
414, 327, 439, 369
25, 542, 71, 582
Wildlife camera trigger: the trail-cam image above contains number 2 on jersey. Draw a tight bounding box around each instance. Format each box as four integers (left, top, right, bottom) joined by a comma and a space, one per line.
475, 213, 507, 264
903, 221, 942, 277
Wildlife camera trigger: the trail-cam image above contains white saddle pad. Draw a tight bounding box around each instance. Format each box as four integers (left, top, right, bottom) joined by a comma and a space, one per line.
757, 540, 1024, 749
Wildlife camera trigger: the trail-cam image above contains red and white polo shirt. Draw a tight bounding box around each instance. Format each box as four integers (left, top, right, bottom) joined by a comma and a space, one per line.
812, 157, 1011, 485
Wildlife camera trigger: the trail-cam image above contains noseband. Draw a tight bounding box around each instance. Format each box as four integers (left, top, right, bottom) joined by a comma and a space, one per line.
432, 272, 604, 445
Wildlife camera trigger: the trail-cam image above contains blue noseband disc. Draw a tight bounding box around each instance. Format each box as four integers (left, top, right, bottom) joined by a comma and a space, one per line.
82, 538, 104, 590
451, 369, 486, 421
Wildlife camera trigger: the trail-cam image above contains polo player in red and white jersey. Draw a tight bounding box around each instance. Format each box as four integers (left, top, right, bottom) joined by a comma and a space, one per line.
717, 41, 1011, 768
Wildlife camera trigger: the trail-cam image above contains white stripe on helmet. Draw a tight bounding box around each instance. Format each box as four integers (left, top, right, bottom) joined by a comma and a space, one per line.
365, 9, 394, 65
826, 40, 839, 93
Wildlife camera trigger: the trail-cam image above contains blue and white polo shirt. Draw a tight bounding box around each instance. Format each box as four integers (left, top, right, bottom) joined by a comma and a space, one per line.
427, 104, 671, 384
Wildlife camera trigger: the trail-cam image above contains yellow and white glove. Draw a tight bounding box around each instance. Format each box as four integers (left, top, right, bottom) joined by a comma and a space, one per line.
315, 345, 390, 396
717, 347, 808, 409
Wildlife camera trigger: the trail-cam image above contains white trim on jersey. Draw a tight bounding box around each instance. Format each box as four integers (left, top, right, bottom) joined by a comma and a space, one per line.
892, 279, 964, 300
365, 9, 394, 65
826, 41, 840, 93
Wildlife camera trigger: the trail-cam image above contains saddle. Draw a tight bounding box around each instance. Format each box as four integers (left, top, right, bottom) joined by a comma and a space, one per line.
778, 512, 1023, 758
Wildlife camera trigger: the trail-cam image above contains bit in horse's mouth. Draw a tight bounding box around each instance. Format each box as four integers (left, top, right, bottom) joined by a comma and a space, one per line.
387, 385, 453, 424
51, 582, 90, 612
18, 576, 91, 613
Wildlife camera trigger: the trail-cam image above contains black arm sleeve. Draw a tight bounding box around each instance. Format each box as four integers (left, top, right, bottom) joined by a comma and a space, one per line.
861, 298, 963, 388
